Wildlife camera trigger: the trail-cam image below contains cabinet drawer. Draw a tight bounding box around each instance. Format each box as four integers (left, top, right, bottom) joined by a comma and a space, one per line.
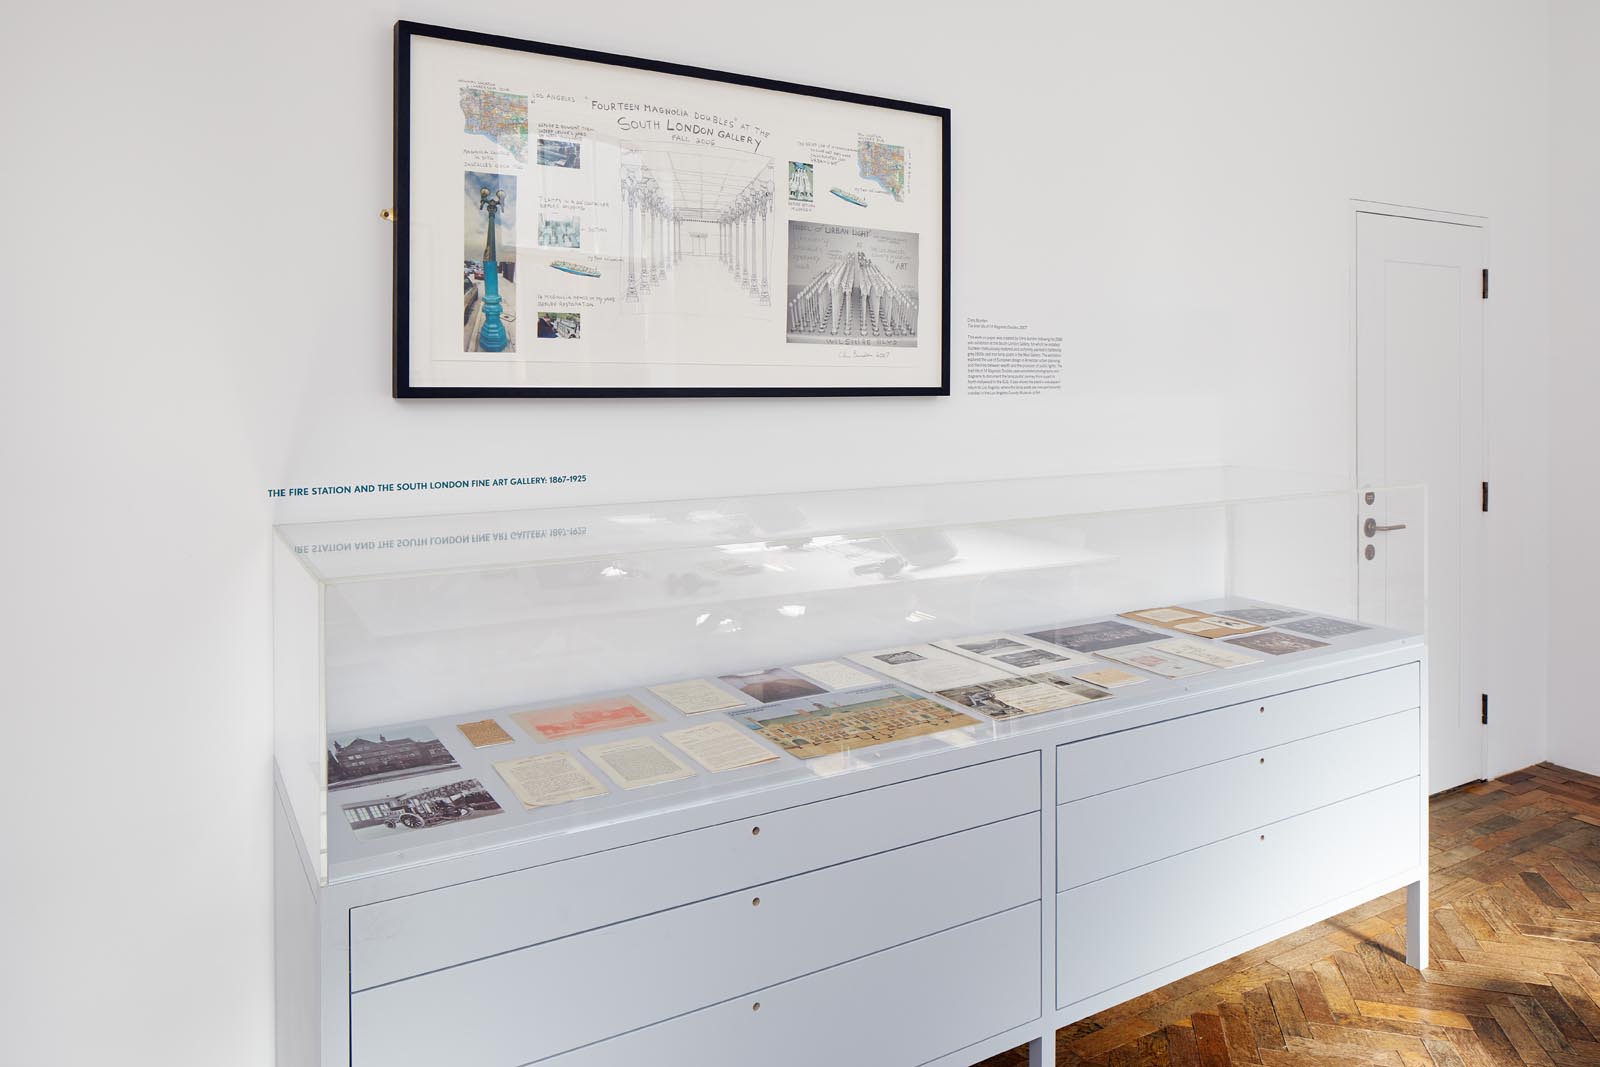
351, 813, 1040, 1067
1059, 708, 1419, 889
1057, 663, 1418, 803
352, 751, 1039, 990
531, 903, 1039, 1067
1057, 777, 1420, 1008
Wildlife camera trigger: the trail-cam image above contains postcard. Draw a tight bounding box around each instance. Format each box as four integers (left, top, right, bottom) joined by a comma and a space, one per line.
1122, 606, 1204, 625
511, 696, 661, 742
1154, 637, 1259, 669
1211, 606, 1307, 625
938, 676, 1111, 720
735, 685, 981, 759
791, 660, 879, 690
1027, 620, 1165, 654
1171, 615, 1266, 639
934, 632, 1093, 674
327, 725, 461, 791
663, 720, 781, 773
847, 645, 1011, 691
581, 736, 696, 790
717, 667, 827, 704
493, 752, 608, 808
455, 719, 513, 748
1094, 644, 1218, 679
1279, 616, 1371, 638
1120, 606, 1266, 640
648, 678, 747, 715
1073, 666, 1147, 688
341, 778, 503, 839
1227, 631, 1330, 656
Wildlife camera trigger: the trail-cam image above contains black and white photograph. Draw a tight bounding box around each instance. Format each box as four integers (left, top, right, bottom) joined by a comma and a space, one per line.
937, 631, 1090, 674
785, 221, 920, 346
876, 649, 928, 665
326, 726, 460, 791
1028, 620, 1165, 654
937, 675, 1111, 719
1279, 616, 1372, 638
339, 778, 503, 839
1214, 606, 1308, 625
1225, 631, 1331, 656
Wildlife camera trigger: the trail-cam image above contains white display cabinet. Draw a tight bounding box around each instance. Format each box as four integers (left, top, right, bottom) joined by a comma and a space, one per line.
274, 469, 1427, 1067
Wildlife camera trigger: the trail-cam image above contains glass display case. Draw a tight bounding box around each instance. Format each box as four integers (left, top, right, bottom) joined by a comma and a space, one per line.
273, 468, 1425, 885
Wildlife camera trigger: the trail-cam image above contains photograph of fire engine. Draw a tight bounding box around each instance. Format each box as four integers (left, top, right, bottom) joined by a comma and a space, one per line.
340, 778, 503, 839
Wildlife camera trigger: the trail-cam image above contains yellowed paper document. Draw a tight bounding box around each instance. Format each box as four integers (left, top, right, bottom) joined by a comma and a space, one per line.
664, 720, 781, 773
493, 752, 608, 808
581, 736, 696, 790
648, 679, 746, 715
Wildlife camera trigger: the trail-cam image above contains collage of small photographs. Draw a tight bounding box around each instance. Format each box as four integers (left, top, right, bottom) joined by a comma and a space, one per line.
328, 603, 1379, 851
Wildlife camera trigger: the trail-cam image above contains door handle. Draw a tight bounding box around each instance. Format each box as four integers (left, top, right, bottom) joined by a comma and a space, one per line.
1364, 518, 1408, 537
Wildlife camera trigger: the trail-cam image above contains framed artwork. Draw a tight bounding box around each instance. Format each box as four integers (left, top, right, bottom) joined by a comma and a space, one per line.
394, 21, 951, 398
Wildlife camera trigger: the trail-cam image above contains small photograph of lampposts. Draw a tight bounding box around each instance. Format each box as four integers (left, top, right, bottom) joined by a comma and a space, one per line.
463, 170, 517, 353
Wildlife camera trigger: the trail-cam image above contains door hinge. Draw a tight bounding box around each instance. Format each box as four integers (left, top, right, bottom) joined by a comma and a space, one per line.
1482, 481, 1489, 512
1481, 693, 1488, 725
1482, 268, 1489, 299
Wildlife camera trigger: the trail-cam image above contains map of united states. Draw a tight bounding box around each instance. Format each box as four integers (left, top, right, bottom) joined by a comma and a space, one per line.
858, 140, 906, 201
460, 87, 529, 163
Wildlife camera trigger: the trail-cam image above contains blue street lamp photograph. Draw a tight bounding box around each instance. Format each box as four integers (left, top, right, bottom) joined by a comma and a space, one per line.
463, 170, 517, 353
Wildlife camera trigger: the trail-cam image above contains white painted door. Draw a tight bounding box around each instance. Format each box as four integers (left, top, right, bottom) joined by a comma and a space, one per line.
1356, 210, 1486, 792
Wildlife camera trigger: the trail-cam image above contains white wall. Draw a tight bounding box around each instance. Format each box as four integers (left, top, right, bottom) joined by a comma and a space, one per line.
0, 2, 1555, 1063
1547, 0, 1600, 777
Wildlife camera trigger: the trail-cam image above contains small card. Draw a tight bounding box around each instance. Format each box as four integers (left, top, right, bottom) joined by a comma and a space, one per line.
1073, 667, 1146, 688
456, 718, 514, 748
1122, 607, 1199, 624
1171, 615, 1264, 638
1120, 606, 1266, 640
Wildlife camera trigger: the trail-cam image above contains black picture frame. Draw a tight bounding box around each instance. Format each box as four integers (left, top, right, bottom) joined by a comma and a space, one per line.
393, 20, 951, 399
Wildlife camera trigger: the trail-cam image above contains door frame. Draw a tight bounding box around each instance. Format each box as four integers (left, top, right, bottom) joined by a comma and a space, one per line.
1349, 199, 1491, 788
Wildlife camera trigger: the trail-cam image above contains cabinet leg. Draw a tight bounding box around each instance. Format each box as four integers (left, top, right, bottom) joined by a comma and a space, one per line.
1406, 877, 1429, 970
1029, 1031, 1056, 1067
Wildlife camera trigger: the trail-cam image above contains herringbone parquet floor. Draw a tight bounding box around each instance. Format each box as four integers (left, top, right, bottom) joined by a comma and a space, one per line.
978, 762, 1600, 1067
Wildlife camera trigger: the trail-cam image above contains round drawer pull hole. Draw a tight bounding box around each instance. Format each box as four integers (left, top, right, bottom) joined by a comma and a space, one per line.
1260, 834, 1267, 841
1259, 757, 1265, 764
752, 1002, 762, 1012
751, 826, 761, 836
751, 896, 761, 907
